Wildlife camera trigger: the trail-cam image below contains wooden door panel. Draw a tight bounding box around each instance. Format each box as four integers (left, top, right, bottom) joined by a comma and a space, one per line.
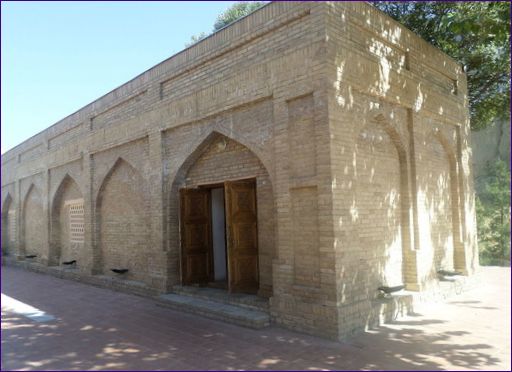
186, 254, 209, 281
232, 256, 259, 288
184, 224, 209, 251
226, 180, 259, 293
230, 189, 255, 214
180, 188, 212, 284
232, 222, 258, 251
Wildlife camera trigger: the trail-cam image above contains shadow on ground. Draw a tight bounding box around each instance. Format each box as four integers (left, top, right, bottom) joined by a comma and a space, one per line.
1, 266, 510, 371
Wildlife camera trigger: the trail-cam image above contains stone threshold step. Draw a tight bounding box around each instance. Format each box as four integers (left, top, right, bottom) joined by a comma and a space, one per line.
172, 285, 269, 311
156, 293, 270, 329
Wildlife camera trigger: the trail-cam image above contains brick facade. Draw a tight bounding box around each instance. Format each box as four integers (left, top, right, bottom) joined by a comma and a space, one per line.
1, 2, 477, 340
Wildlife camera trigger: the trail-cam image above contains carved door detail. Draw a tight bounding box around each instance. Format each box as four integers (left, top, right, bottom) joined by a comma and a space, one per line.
225, 179, 259, 293
180, 188, 212, 284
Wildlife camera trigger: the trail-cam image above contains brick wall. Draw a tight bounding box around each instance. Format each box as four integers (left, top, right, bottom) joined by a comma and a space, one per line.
326, 2, 476, 337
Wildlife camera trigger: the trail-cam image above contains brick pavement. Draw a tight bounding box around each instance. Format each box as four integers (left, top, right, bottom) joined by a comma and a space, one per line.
1, 266, 510, 371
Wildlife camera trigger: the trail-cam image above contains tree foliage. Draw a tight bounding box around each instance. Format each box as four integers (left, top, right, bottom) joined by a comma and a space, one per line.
213, 2, 266, 31
476, 160, 511, 265
186, 2, 266, 47
372, 2, 510, 131
186, 32, 208, 47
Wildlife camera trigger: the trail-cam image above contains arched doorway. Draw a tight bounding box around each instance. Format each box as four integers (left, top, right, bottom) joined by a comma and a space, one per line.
169, 133, 275, 296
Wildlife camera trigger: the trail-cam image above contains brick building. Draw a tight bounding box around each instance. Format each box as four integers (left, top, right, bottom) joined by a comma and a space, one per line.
1, 2, 478, 339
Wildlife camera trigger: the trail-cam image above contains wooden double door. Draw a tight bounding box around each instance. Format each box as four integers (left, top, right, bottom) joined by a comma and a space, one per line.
180, 179, 259, 294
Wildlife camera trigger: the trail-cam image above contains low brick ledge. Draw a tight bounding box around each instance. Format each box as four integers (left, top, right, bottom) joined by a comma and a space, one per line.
2, 257, 159, 298
366, 272, 482, 330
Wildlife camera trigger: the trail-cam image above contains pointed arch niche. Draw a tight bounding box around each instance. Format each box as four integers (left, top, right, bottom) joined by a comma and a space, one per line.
22, 184, 45, 260
355, 115, 412, 290
1, 194, 16, 256
50, 175, 84, 266
429, 129, 463, 272
96, 158, 149, 282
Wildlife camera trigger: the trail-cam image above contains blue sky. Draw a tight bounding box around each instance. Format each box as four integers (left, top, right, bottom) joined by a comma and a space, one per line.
1, 1, 238, 154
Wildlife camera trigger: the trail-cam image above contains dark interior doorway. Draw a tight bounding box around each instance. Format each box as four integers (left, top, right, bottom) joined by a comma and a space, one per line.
211, 187, 227, 286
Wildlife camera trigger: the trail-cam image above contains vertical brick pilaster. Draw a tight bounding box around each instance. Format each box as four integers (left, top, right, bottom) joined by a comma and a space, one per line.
148, 129, 167, 292
15, 179, 22, 258
454, 125, 471, 274
84, 153, 100, 274
404, 109, 421, 290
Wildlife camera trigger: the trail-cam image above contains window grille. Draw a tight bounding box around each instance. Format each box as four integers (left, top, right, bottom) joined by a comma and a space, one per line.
68, 201, 84, 243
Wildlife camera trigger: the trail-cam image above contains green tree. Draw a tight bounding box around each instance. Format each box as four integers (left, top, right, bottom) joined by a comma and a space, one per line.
186, 2, 266, 47
476, 160, 511, 265
372, 2, 510, 131
213, 2, 266, 31
186, 32, 208, 47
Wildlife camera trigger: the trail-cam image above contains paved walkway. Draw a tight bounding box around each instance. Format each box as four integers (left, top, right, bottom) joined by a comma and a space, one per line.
1, 266, 510, 371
